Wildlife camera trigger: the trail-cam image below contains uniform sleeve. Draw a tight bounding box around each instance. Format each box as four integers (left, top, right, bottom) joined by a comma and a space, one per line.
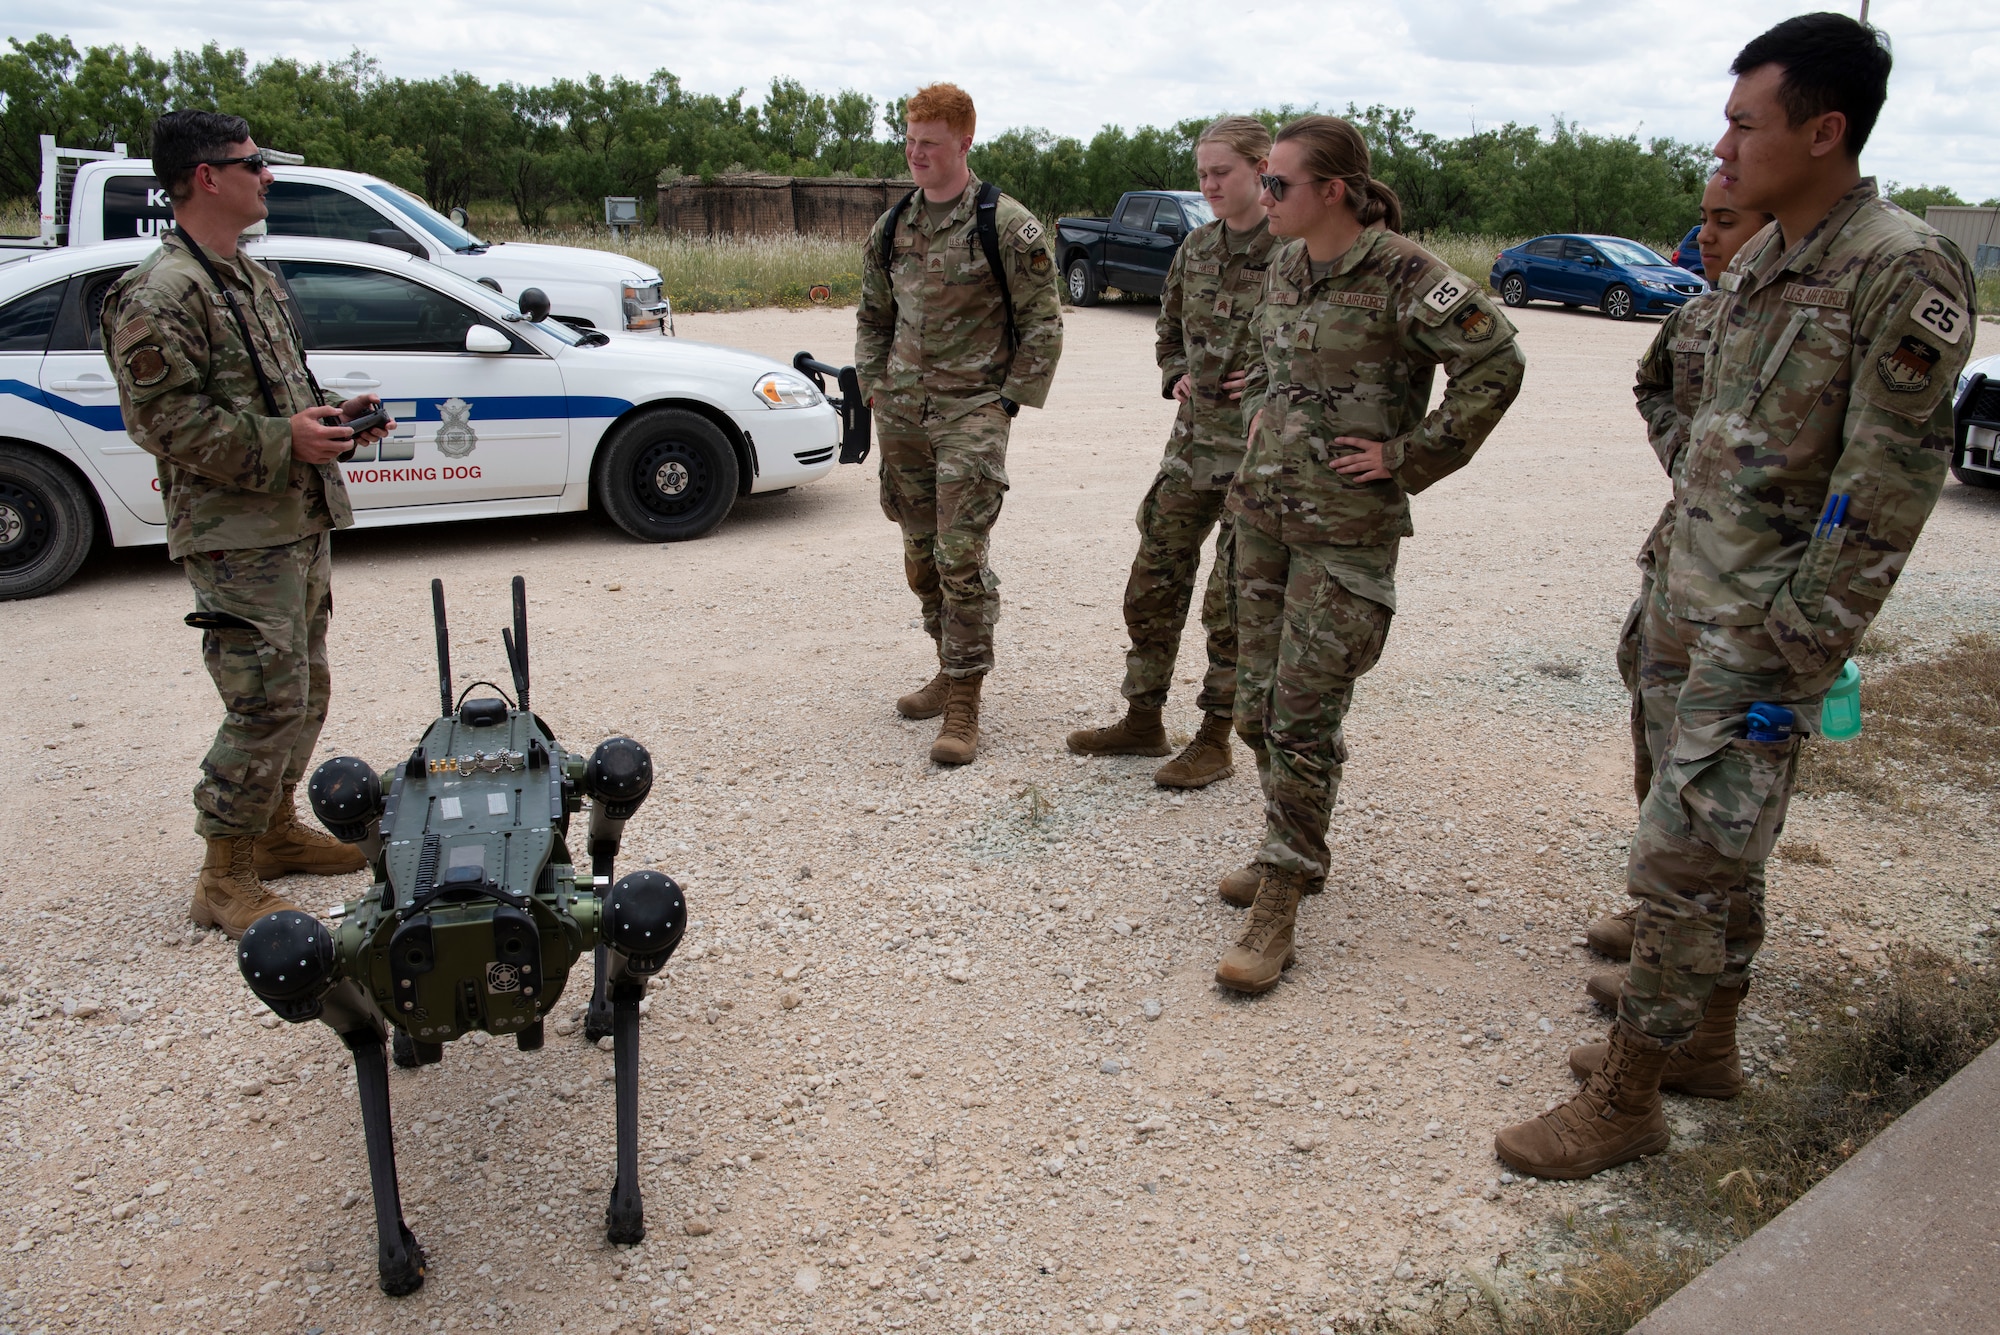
106, 279, 296, 494
998, 210, 1064, 410
854, 212, 897, 404
1764, 247, 1977, 677
1633, 306, 1684, 474
1384, 274, 1526, 493
1238, 267, 1274, 430
1155, 243, 1189, 398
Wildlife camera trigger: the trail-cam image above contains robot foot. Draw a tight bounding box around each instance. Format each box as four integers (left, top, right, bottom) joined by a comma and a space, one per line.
377, 1221, 427, 1296
606, 1193, 645, 1246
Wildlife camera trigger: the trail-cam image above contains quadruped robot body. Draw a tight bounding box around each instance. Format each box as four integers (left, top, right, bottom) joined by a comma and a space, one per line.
237, 576, 685, 1294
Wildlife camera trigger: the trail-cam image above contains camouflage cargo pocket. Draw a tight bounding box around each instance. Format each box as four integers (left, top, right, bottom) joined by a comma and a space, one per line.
1658, 718, 1799, 861
201, 741, 255, 787
202, 626, 272, 716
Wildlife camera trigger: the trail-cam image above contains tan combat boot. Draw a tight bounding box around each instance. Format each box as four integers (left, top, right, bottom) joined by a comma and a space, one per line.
1215, 866, 1306, 994
930, 676, 983, 765
1154, 712, 1235, 788
1585, 968, 1622, 1011
192, 836, 300, 940
1584, 904, 1639, 958
1219, 862, 1325, 908
1494, 1018, 1671, 1179
253, 786, 367, 877
1065, 705, 1170, 757
897, 668, 952, 720
1569, 981, 1748, 1100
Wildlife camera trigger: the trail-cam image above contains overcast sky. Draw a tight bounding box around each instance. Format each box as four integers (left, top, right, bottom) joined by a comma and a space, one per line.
13, 0, 2000, 201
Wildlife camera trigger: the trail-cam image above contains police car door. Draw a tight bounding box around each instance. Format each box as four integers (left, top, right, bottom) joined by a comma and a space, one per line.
35, 264, 167, 524
274, 258, 568, 511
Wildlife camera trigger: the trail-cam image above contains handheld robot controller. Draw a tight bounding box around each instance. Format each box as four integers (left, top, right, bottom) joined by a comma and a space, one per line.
235, 576, 684, 1294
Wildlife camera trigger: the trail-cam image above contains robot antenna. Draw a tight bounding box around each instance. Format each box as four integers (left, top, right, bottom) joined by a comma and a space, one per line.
430, 580, 453, 719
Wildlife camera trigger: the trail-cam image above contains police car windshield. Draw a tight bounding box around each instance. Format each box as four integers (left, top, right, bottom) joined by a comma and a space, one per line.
366, 185, 487, 253
419, 268, 590, 346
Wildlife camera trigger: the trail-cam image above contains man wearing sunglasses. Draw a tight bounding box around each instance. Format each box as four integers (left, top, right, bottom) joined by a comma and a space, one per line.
105, 110, 394, 939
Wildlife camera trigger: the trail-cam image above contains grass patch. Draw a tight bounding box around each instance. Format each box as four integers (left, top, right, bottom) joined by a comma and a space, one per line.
1394, 949, 2000, 1335
1796, 633, 2000, 804
478, 225, 867, 313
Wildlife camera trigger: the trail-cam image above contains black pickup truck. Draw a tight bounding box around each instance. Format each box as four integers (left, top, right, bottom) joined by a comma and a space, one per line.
1056, 190, 1213, 305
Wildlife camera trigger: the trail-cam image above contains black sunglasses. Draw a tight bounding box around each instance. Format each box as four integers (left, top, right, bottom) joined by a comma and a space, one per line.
1258, 173, 1327, 201
201, 153, 269, 173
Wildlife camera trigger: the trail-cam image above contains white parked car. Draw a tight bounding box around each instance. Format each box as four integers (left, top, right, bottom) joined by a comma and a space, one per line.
1954, 352, 2000, 491
0, 236, 863, 599
3, 138, 672, 336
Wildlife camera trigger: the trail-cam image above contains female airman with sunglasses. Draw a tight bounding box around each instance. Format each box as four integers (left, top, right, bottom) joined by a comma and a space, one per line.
1213, 115, 1528, 994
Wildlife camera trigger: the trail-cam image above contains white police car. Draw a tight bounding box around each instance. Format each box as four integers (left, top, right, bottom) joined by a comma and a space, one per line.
0, 236, 861, 599
1955, 352, 2000, 491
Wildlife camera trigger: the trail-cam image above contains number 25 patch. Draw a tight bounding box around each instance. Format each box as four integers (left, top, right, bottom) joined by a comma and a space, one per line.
1422, 273, 1470, 314
1911, 287, 1966, 345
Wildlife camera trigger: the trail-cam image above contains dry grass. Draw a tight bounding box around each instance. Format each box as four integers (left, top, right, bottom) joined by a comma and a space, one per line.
1395, 949, 2000, 1335
479, 224, 866, 313
1, 197, 38, 236
1796, 633, 2000, 804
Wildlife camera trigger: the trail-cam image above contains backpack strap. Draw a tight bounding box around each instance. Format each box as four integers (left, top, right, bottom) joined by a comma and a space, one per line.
975, 181, 1018, 352
878, 189, 918, 272
172, 226, 281, 418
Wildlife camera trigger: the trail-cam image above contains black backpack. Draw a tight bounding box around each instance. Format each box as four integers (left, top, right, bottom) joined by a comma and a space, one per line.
877, 181, 1018, 350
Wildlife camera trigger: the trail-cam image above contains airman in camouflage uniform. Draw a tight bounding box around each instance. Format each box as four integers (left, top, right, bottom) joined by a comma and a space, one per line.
1219, 221, 1525, 994
856, 168, 1063, 765
1500, 173, 1976, 1175
105, 111, 386, 939
1066, 213, 1278, 785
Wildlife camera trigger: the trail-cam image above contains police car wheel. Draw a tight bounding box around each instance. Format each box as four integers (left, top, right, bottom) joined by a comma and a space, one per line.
1951, 460, 2000, 491
1500, 274, 1527, 307
0, 444, 95, 601
1601, 285, 1636, 321
594, 408, 740, 543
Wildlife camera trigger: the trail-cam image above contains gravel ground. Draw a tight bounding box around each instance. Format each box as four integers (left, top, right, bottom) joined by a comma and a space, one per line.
1, 307, 1996, 1335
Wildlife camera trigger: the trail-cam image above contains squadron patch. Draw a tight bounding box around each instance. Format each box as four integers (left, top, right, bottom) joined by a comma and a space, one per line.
1454, 305, 1495, 343
1029, 248, 1051, 276
1876, 334, 1940, 394
126, 345, 171, 387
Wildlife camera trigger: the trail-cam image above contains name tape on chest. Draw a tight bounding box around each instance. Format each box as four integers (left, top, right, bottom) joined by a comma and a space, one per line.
1782, 283, 1849, 310
1188, 259, 1221, 276
1911, 286, 1968, 346
1270, 290, 1300, 306
1420, 272, 1472, 315
1669, 337, 1710, 355
1325, 291, 1390, 312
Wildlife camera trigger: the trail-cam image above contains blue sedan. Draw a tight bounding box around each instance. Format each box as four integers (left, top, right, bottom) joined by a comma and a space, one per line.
1489, 234, 1705, 320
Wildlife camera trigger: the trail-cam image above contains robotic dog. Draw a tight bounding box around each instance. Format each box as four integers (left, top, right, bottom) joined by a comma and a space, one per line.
236, 577, 684, 1294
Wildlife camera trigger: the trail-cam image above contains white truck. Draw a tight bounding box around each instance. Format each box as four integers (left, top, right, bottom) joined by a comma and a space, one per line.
3, 136, 671, 335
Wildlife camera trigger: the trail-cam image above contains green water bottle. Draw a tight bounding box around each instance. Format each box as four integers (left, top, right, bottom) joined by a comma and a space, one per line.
1820, 659, 1862, 740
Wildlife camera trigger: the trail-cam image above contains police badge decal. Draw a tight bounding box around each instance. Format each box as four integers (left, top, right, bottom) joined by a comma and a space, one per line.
436, 397, 478, 458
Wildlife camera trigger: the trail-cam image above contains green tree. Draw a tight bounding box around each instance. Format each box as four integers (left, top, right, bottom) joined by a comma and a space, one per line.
1884, 182, 1966, 215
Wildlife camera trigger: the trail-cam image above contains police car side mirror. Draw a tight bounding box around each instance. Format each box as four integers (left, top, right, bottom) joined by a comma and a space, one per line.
368, 228, 427, 260
465, 325, 513, 354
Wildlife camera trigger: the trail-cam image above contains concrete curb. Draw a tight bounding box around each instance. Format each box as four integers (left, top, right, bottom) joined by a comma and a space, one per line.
1631, 1036, 2000, 1334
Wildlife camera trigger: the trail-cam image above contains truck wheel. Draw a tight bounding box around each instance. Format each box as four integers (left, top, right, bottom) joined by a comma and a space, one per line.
1500, 274, 1527, 307
1066, 257, 1101, 307
1951, 458, 2000, 490
0, 443, 96, 601
1601, 285, 1636, 320
593, 408, 740, 543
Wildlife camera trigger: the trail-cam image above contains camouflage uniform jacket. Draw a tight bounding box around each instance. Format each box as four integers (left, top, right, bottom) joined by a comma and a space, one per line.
1154, 217, 1279, 490
1234, 229, 1526, 549
1630, 288, 1729, 573
105, 231, 350, 558
1667, 179, 1977, 677
855, 173, 1064, 426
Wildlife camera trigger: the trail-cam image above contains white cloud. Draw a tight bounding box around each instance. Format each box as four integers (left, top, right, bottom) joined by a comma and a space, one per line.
12, 0, 1998, 199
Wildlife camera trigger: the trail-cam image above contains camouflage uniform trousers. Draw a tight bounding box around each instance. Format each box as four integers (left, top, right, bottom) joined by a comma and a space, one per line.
1622, 608, 1827, 1042
1118, 468, 1237, 716
877, 404, 1011, 678
1618, 570, 1765, 972
1232, 524, 1393, 881
183, 533, 334, 839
